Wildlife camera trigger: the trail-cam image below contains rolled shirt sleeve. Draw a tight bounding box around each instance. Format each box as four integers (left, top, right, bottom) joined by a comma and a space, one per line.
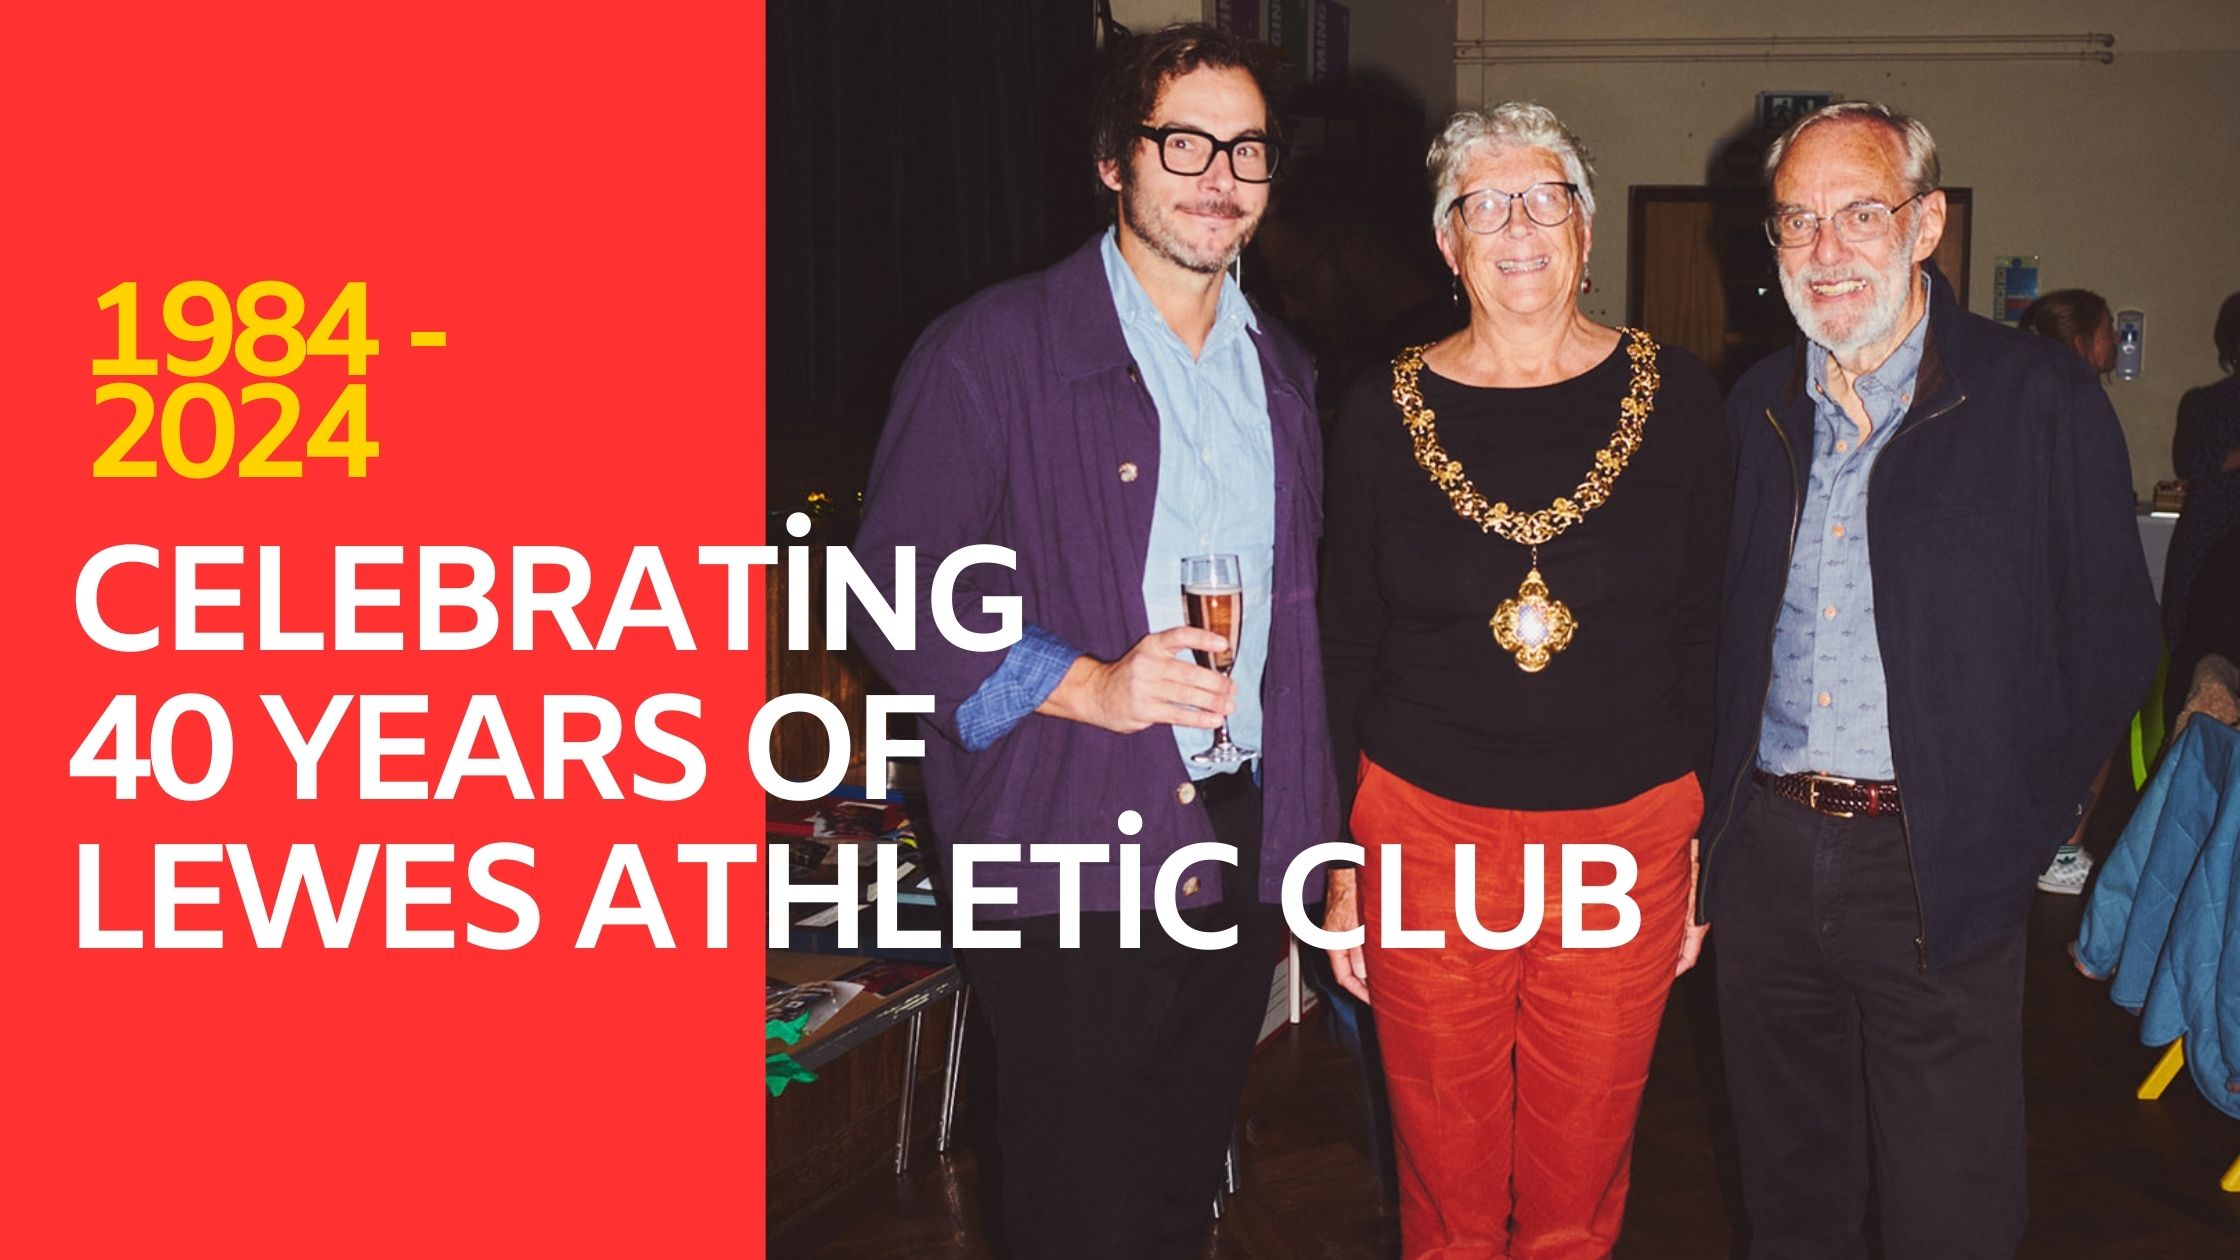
954, 624, 1081, 752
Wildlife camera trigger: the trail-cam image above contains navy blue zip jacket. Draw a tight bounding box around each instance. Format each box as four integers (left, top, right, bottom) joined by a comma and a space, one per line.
1701, 264, 2160, 967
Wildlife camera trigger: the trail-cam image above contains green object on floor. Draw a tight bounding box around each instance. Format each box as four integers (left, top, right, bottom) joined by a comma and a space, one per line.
767, 1052, 817, 1097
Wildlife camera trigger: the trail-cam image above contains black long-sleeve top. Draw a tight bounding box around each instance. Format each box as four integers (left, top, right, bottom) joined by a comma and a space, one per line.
2165, 374, 2240, 644
1321, 338, 1731, 819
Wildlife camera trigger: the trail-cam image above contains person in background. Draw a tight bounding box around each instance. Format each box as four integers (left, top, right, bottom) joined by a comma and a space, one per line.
1320, 102, 1729, 1259
2016, 287, 2122, 893
1706, 101, 2159, 1258
2164, 290, 2240, 723
2019, 288, 2116, 374
850, 25, 1339, 1259
1251, 149, 1463, 418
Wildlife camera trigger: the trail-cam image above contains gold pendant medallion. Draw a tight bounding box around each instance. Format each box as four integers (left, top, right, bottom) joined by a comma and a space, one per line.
1391, 327, 1661, 676
1489, 565, 1575, 672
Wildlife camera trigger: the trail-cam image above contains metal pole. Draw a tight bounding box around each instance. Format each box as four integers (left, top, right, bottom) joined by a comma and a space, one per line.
893, 1008, 925, 1175
937, 986, 971, 1154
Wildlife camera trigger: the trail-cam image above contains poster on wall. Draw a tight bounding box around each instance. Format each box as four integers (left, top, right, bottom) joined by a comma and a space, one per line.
1314, 2, 1350, 84
1992, 255, 2041, 323
1268, 0, 1311, 82
1757, 91, 1833, 133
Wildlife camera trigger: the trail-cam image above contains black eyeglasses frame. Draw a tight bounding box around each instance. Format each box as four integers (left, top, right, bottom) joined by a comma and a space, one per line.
1133, 124, 1285, 184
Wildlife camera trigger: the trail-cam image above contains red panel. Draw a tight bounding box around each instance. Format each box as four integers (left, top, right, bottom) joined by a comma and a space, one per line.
0, 3, 768, 1254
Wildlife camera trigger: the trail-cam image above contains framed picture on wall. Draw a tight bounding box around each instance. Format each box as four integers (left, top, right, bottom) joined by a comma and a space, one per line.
1758, 91, 1833, 132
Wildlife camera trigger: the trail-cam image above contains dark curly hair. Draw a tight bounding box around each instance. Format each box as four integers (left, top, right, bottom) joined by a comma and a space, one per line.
1090, 23, 1281, 204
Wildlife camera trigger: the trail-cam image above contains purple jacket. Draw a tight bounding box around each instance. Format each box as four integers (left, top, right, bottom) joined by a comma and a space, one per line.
851, 236, 1342, 917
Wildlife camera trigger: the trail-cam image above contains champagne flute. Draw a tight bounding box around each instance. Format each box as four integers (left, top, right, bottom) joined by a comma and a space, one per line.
1180, 554, 1253, 765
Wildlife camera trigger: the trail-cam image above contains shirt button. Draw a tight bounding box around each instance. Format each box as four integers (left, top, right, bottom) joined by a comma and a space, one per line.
1118, 461, 1139, 483
1836, 440, 1849, 453
1175, 781, 1198, 805
1823, 605, 1838, 619
1832, 524, 1846, 538
1182, 876, 1201, 897
1818, 692, 1833, 707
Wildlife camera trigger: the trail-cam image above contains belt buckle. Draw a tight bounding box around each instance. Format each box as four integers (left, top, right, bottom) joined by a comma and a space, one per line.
1806, 772, 1857, 819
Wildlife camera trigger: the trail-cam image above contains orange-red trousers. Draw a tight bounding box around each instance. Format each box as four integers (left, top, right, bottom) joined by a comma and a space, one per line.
1355, 758, 1701, 1260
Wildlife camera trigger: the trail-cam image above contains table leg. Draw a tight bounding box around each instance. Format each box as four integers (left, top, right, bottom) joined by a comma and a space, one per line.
1288, 936, 1302, 1024
937, 986, 971, 1154
893, 1007, 925, 1175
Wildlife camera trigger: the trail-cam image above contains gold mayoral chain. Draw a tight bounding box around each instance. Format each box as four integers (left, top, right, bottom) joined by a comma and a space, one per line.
1390, 326, 1661, 673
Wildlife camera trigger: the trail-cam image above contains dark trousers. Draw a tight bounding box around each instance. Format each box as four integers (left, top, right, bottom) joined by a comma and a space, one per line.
957, 781, 1283, 1260
1714, 788, 2028, 1260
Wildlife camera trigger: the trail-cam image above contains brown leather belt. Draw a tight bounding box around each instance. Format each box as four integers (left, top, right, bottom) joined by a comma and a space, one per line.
1753, 769, 1903, 819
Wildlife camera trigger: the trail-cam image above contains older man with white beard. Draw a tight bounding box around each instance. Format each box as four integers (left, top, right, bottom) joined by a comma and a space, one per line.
1698, 102, 2158, 1259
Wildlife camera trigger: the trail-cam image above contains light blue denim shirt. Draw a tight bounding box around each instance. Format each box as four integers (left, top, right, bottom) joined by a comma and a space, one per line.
1104, 228, 1274, 777
953, 229, 1274, 773
1757, 283, 1932, 779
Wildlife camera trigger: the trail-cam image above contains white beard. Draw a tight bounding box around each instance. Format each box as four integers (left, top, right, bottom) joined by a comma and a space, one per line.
1780, 218, 1921, 356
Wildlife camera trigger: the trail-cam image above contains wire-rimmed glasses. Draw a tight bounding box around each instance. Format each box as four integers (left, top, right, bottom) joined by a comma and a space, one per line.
1447, 181, 1579, 234
1763, 191, 1929, 249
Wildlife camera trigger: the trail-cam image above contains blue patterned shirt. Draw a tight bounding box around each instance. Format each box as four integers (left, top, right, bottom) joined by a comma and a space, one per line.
1757, 289, 1932, 779
953, 229, 1274, 767
954, 625, 1080, 751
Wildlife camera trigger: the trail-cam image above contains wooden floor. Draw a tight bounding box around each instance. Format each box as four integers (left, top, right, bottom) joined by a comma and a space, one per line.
772, 783, 2240, 1258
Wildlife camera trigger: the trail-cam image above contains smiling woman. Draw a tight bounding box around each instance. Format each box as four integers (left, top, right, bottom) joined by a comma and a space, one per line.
1319, 101, 1732, 1259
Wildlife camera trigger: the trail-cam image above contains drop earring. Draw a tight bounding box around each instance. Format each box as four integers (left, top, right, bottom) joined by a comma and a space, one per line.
1451, 272, 1462, 305
1579, 265, 1594, 295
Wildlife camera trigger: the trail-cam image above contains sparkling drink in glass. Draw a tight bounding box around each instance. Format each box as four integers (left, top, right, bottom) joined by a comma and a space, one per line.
1180, 554, 1253, 765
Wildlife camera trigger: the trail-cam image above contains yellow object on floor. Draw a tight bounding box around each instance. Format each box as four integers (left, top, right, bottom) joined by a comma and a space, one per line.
2137, 1039, 2187, 1100
2133, 1039, 2240, 1192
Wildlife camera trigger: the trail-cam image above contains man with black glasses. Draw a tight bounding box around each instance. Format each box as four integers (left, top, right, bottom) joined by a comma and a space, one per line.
850, 24, 1338, 1259
1703, 100, 2159, 1258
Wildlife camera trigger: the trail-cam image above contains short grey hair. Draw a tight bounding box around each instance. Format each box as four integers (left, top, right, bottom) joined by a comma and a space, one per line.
1764, 100, 1940, 199
1426, 103, 1597, 237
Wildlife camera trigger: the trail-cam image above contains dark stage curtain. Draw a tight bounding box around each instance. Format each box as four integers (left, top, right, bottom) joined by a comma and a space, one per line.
768, 1, 1099, 531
